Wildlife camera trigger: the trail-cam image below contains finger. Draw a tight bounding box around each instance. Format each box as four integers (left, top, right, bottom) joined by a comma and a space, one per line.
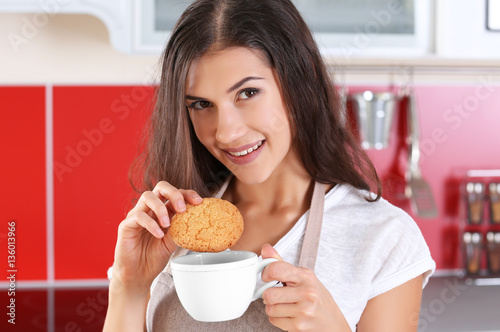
132, 191, 171, 228
163, 228, 179, 255
163, 189, 204, 219
265, 302, 302, 318
261, 243, 283, 261
261, 261, 310, 285
179, 189, 203, 205
152, 181, 187, 213
261, 244, 287, 285
263, 284, 301, 305
164, 200, 179, 219
121, 211, 165, 239
267, 316, 297, 332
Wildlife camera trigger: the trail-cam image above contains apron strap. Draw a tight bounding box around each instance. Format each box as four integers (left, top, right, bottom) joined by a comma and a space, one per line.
213, 174, 232, 199
298, 182, 326, 271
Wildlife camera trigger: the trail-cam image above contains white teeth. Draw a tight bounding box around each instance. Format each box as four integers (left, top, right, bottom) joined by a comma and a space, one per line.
229, 141, 263, 157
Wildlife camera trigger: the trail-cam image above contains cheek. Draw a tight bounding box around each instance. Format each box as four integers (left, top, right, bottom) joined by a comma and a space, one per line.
261, 106, 291, 143
190, 116, 215, 146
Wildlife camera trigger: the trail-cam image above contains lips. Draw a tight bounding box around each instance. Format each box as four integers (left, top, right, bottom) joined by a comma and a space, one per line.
227, 141, 263, 157
223, 140, 265, 165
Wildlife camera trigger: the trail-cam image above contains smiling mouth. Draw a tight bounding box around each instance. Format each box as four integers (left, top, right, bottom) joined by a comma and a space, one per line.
227, 141, 264, 157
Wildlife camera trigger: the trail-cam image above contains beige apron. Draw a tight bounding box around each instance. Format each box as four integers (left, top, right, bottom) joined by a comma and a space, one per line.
146, 180, 326, 331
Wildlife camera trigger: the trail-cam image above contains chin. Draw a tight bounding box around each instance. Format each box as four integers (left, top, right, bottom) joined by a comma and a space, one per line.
231, 168, 272, 185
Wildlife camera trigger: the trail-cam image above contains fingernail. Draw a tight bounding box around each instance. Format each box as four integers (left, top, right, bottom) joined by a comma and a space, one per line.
156, 229, 165, 238
161, 216, 170, 228
192, 193, 203, 203
177, 200, 186, 212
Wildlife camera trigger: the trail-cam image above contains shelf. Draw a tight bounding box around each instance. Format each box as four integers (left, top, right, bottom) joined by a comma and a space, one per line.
325, 57, 500, 71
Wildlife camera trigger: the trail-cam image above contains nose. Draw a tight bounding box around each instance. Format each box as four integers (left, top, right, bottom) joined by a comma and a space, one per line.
215, 104, 247, 144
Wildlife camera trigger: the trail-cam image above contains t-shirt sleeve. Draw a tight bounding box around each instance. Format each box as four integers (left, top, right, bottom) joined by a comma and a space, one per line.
368, 205, 436, 299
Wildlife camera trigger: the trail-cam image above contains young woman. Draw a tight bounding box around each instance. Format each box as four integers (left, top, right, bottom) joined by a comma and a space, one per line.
104, 0, 435, 331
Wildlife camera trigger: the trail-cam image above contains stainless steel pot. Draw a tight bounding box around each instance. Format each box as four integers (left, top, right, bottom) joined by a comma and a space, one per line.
349, 91, 397, 150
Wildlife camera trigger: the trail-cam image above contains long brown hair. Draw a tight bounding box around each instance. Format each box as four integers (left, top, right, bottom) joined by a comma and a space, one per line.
131, 0, 381, 200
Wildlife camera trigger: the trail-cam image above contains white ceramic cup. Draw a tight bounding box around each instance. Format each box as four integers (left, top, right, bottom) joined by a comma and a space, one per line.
171, 250, 279, 322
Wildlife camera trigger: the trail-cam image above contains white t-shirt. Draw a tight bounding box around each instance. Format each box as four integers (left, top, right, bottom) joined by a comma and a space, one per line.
262, 183, 436, 331
141, 182, 435, 331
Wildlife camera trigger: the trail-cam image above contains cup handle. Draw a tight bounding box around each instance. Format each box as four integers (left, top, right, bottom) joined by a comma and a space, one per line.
252, 258, 279, 301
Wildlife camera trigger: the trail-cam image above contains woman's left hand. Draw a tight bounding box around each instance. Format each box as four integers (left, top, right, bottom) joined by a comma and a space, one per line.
261, 244, 351, 332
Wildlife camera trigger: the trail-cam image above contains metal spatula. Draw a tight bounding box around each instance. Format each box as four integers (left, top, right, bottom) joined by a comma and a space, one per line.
405, 90, 438, 218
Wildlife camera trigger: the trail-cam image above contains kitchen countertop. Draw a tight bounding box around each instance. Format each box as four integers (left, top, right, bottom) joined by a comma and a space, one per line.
419, 275, 500, 332
4, 275, 499, 331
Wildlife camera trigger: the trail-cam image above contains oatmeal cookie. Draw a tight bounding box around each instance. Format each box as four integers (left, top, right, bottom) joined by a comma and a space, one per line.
170, 198, 244, 252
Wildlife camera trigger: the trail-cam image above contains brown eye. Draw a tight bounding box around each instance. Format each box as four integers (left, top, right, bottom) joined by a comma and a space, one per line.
238, 88, 259, 100
188, 100, 212, 110
198, 100, 211, 108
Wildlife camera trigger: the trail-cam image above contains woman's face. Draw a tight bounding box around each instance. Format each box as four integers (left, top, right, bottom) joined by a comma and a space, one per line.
185, 47, 296, 184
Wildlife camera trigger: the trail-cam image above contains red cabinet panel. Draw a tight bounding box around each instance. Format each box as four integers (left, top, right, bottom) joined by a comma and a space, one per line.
0, 289, 47, 330
53, 86, 153, 279
54, 288, 108, 331
0, 86, 46, 280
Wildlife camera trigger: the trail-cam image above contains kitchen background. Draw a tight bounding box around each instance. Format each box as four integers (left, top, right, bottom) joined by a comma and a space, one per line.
1, 0, 500, 331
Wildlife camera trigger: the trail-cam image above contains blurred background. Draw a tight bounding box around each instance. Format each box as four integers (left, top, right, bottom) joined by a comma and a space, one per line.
1, 0, 500, 331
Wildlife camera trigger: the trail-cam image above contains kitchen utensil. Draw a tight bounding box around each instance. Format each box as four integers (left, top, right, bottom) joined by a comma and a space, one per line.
486, 232, 500, 274
463, 232, 482, 275
489, 182, 500, 224
405, 89, 438, 218
466, 182, 485, 224
349, 91, 397, 150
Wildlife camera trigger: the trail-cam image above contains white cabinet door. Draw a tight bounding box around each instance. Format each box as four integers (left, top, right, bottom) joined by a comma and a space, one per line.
0, 0, 133, 53
293, 0, 432, 58
137, 0, 432, 57
436, 0, 500, 58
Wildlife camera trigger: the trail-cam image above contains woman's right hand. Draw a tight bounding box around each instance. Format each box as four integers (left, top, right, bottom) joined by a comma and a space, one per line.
110, 181, 203, 293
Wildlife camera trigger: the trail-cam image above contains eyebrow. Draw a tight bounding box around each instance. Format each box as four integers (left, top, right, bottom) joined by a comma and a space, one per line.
226, 76, 264, 94
185, 76, 264, 101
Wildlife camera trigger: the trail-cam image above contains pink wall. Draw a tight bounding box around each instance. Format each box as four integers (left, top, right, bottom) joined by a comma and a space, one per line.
349, 83, 500, 270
